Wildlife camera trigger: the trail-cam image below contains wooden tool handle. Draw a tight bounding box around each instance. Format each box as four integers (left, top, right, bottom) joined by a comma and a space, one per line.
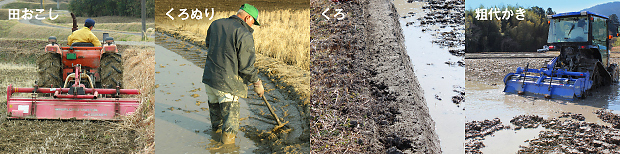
262, 95, 282, 125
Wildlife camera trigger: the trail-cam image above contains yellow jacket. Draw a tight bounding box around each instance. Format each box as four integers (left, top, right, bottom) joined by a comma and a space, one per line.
67, 27, 101, 47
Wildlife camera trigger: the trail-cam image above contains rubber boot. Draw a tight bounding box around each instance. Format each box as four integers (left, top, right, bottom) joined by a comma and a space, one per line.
220, 101, 240, 144
220, 101, 240, 134
221, 132, 236, 144
208, 102, 222, 131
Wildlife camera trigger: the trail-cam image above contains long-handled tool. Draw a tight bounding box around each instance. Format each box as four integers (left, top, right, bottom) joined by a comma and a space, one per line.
262, 95, 289, 131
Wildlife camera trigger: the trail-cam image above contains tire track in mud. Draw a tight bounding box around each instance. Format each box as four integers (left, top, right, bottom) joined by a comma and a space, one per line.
155, 33, 309, 153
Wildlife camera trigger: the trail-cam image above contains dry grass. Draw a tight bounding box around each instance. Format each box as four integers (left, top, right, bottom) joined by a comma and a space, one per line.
119, 46, 155, 154
0, 9, 8, 20
0, 63, 36, 90
50, 22, 156, 33
1, 1, 69, 10
44, 14, 155, 33
157, 9, 310, 70
18, 0, 68, 4
0, 20, 143, 41
49, 15, 155, 24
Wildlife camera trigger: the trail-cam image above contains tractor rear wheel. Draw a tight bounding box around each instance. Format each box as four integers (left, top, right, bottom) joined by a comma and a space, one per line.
609, 64, 619, 83
100, 53, 123, 89
37, 52, 62, 88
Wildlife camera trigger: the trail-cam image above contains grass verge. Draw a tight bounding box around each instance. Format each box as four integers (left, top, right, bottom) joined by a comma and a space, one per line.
0, 9, 7, 20
50, 22, 155, 33
49, 15, 155, 24
44, 14, 155, 33
0, 20, 144, 41
1, 1, 69, 10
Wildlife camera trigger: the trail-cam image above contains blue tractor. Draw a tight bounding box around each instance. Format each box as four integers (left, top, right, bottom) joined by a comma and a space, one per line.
504, 11, 620, 100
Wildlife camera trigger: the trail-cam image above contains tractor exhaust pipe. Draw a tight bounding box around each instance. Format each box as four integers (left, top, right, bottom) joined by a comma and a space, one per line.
71, 13, 78, 32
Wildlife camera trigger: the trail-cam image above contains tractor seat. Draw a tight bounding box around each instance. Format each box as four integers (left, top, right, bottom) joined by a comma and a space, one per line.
71, 42, 94, 47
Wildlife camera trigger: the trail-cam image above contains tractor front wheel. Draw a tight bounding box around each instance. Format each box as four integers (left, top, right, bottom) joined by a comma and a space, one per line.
100, 53, 123, 89
37, 52, 62, 88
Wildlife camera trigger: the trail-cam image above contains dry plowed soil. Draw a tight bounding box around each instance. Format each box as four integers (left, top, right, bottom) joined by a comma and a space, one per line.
0, 40, 147, 153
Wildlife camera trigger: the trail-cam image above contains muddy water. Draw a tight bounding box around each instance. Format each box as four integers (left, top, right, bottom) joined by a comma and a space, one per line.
154, 33, 308, 153
394, 1, 465, 153
154, 44, 256, 153
465, 79, 620, 153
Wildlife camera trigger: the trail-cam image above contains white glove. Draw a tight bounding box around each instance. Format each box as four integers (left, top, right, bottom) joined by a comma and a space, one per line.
253, 79, 264, 97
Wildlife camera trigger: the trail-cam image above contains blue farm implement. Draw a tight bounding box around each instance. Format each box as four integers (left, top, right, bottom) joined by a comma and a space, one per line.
504, 11, 620, 100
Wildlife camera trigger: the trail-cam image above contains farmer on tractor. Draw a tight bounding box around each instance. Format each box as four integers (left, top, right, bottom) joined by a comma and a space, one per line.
202, 3, 264, 145
67, 18, 101, 47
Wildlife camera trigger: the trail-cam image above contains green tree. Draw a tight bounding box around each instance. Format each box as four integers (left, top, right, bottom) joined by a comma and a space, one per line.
465, 4, 549, 52
546, 8, 555, 15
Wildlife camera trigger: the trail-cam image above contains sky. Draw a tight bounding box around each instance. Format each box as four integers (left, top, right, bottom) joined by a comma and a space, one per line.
465, 0, 619, 13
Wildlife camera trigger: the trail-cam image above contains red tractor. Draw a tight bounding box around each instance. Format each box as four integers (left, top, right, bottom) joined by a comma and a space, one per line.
5, 32, 140, 120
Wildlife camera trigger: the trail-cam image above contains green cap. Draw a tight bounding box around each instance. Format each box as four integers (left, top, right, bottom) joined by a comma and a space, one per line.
240, 3, 260, 26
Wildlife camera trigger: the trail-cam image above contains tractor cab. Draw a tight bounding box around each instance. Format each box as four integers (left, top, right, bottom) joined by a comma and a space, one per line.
547, 11, 612, 71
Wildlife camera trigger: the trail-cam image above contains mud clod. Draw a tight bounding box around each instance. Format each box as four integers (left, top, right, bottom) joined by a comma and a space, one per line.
467, 112, 620, 153
466, 118, 506, 139
451, 95, 464, 104
510, 115, 545, 128
449, 49, 465, 56
465, 118, 508, 153
518, 117, 620, 153
559, 112, 585, 121
417, 0, 465, 49
596, 109, 620, 128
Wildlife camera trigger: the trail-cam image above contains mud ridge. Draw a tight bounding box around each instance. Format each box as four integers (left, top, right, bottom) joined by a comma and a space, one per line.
363, 0, 440, 153
310, 0, 440, 152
